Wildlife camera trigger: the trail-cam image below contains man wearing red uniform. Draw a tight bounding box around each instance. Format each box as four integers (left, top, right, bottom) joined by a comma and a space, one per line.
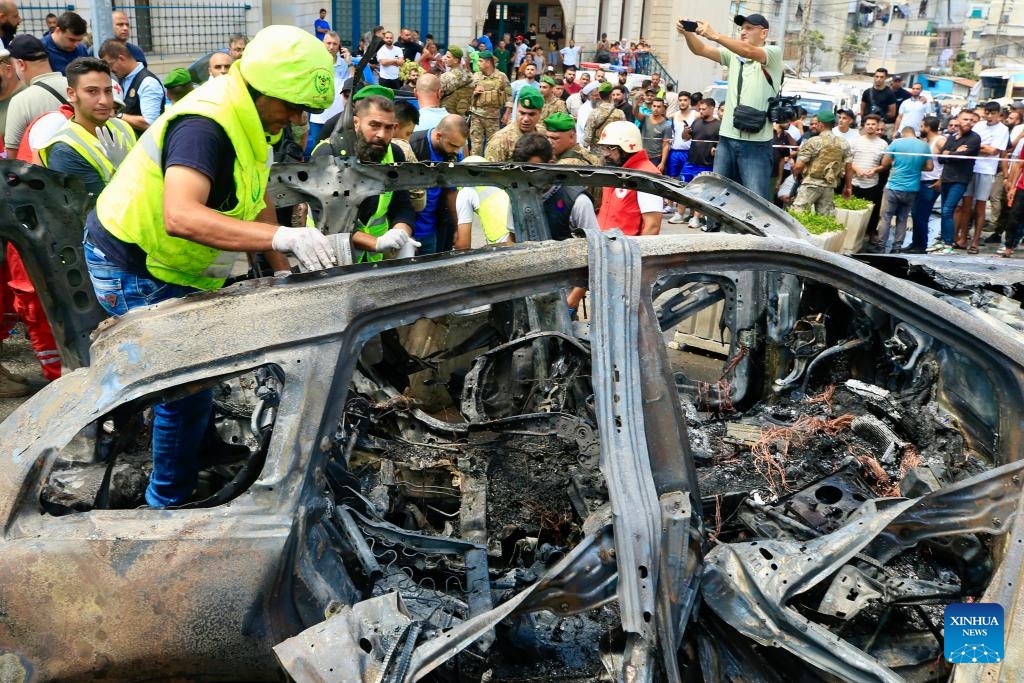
596, 120, 663, 236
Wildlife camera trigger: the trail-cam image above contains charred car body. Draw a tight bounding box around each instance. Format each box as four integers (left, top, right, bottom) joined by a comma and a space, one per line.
0, 158, 1022, 682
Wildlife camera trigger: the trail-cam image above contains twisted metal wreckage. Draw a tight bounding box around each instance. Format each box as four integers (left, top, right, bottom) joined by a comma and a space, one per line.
0, 156, 1023, 682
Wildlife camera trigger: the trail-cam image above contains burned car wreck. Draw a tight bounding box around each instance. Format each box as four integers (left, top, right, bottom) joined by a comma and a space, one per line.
0, 158, 1023, 682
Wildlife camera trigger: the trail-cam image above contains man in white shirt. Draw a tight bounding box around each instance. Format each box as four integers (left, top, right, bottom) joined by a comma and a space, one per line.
376, 31, 405, 89
894, 82, 929, 134
835, 109, 860, 143
843, 113, 890, 246
558, 39, 580, 70
956, 101, 1008, 252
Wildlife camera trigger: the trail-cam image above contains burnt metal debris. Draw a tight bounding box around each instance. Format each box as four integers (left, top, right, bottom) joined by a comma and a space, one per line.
0, 159, 1024, 682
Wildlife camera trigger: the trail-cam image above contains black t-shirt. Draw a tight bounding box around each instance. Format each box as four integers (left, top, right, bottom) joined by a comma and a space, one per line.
940, 130, 982, 184
396, 38, 420, 62
861, 86, 897, 122
689, 117, 720, 167
526, 30, 538, 47
890, 87, 911, 114
87, 115, 240, 276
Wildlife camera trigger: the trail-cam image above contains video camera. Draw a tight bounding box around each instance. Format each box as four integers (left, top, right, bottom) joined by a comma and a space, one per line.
768, 94, 801, 124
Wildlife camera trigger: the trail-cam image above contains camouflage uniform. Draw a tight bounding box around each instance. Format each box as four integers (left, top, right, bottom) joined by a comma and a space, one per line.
583, 102, 625, 151
792, 130, 852, 217
556, 144, 601, 166
440, 67, 474, 115
484, 122, 548, 162
540, 96, 568, 121
469, 70, 512, 156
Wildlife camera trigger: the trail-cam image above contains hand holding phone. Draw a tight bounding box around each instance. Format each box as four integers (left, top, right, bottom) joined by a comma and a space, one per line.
679, 19, 699, 32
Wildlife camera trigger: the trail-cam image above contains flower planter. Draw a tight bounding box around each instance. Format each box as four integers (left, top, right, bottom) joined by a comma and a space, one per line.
839, 206, 872, 254
808, 228, 848, 253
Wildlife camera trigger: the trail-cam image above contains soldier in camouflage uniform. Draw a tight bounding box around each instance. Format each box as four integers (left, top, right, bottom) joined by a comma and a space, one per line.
485, 86, 547, 162
539, 75, 567, 120
583, 82, 625, 151
792, 109, 852, 217
468, 50, 511, 156
440, 47, 474, 116
543, 112, 600, 165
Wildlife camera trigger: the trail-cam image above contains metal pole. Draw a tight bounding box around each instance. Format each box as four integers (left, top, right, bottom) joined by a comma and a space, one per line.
778, 0, 792, 50
879, 2, 895, 71
91, 0, 115, 54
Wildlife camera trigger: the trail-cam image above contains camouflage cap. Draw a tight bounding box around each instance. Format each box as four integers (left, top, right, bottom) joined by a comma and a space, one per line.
517, 86, 544, 111
543, 111, 576, 132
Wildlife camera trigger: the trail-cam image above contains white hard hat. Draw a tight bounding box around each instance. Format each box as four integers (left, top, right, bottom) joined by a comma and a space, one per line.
598, 121, 643, 153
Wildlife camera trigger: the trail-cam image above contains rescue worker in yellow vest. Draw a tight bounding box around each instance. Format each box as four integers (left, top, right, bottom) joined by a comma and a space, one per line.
39, 56, 136, 195
83, 25, 339, 508
454, 155, 514, 247
310, 84, 419, 262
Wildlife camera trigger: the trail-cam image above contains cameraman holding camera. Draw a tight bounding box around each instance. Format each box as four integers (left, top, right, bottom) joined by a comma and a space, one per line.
676, 13, 783, 200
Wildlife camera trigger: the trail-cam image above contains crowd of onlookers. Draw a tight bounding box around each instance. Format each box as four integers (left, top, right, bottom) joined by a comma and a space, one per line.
770, 67, 1024, 257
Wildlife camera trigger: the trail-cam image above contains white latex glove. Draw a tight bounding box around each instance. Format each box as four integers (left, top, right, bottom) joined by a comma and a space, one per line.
96, 125, 131, 167
374, 227, 420, 253
271, 226, 337, 272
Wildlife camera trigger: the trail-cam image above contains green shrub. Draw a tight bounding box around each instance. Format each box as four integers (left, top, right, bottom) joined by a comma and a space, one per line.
833, 195, 872, 211
788, 209, 845, 235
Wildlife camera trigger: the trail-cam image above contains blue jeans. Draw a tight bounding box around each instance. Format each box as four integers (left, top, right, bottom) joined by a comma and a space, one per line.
713, 136, 774, 201
84, 239, 212, 508
877, 188, 916, 251
911, 181, 940, 250
940, 181, 968, 246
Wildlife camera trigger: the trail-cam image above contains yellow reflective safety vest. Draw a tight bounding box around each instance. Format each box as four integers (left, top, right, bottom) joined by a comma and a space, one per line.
39, 117, 137, 183
95, 68, 270, 290
475, 185, 512, 244
356, 144, 394, 263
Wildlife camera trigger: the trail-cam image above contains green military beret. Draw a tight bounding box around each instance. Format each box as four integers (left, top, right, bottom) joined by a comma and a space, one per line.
541, 75, 556, 86
598, 81, 613, 94
517, 86, 544, 111
543, 111, 576, 131
447, 46, 464, 60
163, 67, 193, 89
352, 84, 396, 102
477, 49, 493, 59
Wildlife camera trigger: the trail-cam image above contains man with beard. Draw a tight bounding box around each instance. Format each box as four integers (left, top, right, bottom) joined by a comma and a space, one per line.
0, 0, 19, 48
561, 65, 580, 97
312, 84, 419, 261
111, 11, 147, 66
409, 114, 467, 252
486, 85, 546, 161
544, 111, 599, 165
596, 120, 662, 236
376, 31, 405, 90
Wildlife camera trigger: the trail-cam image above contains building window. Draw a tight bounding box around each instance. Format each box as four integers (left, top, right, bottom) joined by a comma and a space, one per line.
402, 0, 449, 47
335, 0, 380, 48
972, 29, 983, 38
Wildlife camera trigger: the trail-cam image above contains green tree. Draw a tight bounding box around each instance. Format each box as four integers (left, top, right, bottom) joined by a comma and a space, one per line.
952, 50, 976, 78
838, 31, 871, 72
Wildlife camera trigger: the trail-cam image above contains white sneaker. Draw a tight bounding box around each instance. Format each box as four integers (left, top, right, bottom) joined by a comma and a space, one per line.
667, 213, 685, 224
688, 216, 702, 229
662, 205, 675, 214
